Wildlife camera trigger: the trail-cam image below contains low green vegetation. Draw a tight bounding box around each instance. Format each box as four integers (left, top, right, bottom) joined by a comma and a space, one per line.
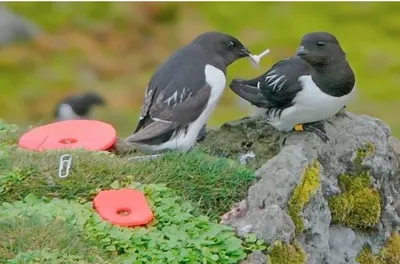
0, 121, 255, 220
0, 120, 262, 263
0, 189, 246, 263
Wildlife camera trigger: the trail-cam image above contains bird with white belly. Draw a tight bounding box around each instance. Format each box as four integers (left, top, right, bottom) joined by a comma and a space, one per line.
229, 31, 356, 142
125, 31, 253, 153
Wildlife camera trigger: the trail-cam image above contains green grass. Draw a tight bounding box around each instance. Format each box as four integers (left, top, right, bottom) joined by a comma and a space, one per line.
0, 120, 255, 220
0, 118, 263, 262
0, 120, 262, 263
0, 190, 247, 263
0, 214, 110, 263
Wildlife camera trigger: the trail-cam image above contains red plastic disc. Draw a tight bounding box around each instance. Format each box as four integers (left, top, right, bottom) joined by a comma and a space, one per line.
18, 120, 117, 152
93, 189, 154, 227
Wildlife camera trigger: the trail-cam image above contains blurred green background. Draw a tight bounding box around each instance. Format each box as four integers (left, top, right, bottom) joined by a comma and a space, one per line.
1, 2, 400, 137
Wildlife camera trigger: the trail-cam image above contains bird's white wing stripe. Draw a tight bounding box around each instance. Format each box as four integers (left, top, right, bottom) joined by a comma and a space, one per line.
277, 79, 287, 91
270, 75, 286, 91
265, 74, 277, 83
264, 70, 287, 91
146, 88, 153, 98
180, 88, 186, 101
161, 87, 194, 107
164, 91, 178, 106
152, 117, 174, 123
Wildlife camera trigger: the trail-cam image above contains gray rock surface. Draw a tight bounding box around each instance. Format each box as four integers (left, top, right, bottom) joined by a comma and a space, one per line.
240, 251, 269, 264
0, 6, 41, 46
211, 111, 400, 264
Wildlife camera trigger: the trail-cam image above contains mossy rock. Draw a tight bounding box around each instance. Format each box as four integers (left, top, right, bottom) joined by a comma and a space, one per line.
328, 171, 381, 230
199, 116, 282, 170
267, 240, 307, 264
327, 142, 382, 230
288, 160, 321, 235
356, 232, 400, 264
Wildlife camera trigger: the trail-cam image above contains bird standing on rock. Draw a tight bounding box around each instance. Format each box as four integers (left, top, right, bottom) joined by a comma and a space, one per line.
55, 91, 106, 121
125, 31, 253, 153
229, 31, 356, 142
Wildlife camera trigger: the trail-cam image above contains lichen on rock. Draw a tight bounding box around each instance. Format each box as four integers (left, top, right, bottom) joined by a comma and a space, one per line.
288, 160, 321, 235
356, 231, 400, 264
267, 240, 306, 264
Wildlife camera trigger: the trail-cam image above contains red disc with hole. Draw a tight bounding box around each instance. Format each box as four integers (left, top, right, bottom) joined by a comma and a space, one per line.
93, 189, 154, 227
18, 120, 117, 152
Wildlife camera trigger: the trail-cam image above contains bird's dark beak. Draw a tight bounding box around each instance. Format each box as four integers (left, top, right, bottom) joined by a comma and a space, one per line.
296, 45, 309, 56
238, 47, 251, 57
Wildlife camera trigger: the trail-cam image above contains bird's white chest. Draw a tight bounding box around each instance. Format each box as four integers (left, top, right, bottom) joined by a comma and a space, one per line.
203, 64, 227, 114
57, 104, 81, 120
183, 64, 226, 141
271, 75, 356, 131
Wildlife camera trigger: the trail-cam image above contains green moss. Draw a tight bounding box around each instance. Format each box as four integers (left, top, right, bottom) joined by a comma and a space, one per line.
354, 142, 376, 171
328, 143, 382, 230
267, 240, 306, 264
356, 232, 400, 264
288, 160, 321, 235
356, 245, 379, 264
328, 171, 381, 230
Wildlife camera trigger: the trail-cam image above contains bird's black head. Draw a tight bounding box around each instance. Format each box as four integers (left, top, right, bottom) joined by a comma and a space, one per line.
79, 92, 106, 106
296, 32, 346, 66
192, 31, 251, 65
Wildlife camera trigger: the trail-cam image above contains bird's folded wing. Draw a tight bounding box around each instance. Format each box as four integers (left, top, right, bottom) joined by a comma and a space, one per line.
151, 83, 211, 124
126, 84, 211, 143
229, 80, 270, 108
125, 120, 179, 142
230, 59, 305, 109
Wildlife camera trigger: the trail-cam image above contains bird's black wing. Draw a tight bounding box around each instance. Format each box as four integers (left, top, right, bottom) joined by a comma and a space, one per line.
230, 57, 311, 109
127, 49, 213, 143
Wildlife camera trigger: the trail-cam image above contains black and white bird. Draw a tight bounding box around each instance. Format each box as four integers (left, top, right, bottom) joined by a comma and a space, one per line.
229, 31, 356, 142
54, 91, 106, 121
125, 31, 252, 153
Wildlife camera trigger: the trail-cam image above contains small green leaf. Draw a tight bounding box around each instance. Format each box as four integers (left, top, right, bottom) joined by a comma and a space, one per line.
245, 234, 257, 243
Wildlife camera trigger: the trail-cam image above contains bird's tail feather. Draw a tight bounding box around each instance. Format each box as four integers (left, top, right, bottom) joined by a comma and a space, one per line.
125, 120, 178, 143
229, 77, 271, 108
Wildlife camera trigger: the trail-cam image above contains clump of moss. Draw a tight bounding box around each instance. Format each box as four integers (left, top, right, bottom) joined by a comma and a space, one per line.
356, 232, 400, 264
356, 244, 378, 264
267, 240, 306, 264
288, 160, 321, 235
328, 171, 381, 230
353, 142, 376, 172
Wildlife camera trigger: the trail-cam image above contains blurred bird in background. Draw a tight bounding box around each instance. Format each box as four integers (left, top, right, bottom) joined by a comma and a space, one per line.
54, 91, 106, 121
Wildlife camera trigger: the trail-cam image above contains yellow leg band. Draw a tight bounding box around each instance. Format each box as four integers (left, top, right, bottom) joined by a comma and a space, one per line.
294, 124, 304, 132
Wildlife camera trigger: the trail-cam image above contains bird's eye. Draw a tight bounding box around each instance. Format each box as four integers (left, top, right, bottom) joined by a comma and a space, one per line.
317, 41, 326, 47
228, 41, 235, 49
